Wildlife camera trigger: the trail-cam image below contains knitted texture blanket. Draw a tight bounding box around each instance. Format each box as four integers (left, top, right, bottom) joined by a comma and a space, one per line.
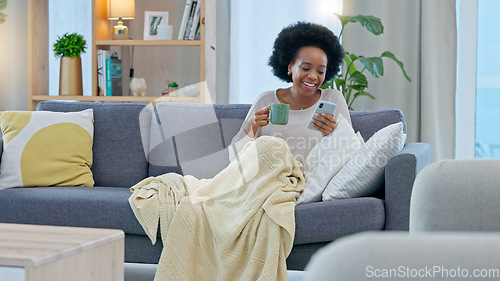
129, 136, 305, 281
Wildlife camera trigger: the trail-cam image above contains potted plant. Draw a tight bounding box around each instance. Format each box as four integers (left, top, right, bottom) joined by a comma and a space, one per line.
53, 33, 87, 96
0, 0, 7, 24
322, 14, 412, 110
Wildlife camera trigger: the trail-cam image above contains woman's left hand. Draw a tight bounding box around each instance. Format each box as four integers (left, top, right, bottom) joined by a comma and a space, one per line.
311, 113, 337, 137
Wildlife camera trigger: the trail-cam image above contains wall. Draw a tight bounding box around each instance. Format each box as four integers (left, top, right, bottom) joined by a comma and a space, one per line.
0, 0, 28, 110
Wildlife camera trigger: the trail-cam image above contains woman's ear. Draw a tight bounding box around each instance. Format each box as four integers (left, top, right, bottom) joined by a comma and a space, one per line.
287, 63, 293, 76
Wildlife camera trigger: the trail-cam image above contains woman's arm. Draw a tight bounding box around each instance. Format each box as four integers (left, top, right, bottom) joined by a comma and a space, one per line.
228, 95, 272, 161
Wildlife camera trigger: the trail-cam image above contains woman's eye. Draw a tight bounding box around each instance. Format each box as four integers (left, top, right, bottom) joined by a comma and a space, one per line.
301, 67, 309, 71
318, 71, 325, 75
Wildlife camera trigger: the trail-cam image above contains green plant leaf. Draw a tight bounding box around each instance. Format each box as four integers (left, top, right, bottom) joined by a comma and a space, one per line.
0, 12, 5, 24
381, 51, 412, 82
336, 14, 354, 28
359, 56, 384, 78
53, 33, 87, 58
346, 53, 358, 61
0, 0, 6, 10
354, 91, 376, 100
348, 71, 368, 87
334, 78, 345, 92
334, 78, 346, 88
344, 53, 359, 76
350, 85, 367, 91
350, 15, 384, 35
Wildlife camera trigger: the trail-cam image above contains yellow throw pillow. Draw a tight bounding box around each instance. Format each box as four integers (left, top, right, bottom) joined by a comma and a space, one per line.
0, 109, 94, 189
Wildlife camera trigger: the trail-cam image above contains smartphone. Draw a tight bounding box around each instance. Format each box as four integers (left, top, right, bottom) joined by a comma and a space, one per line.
307, 101, 337, 130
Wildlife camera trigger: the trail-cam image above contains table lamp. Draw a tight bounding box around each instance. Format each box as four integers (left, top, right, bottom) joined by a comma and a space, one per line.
108, 0, 135, 40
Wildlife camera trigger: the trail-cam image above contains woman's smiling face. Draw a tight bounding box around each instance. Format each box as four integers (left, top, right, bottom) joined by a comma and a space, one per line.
288, 46, 328, 96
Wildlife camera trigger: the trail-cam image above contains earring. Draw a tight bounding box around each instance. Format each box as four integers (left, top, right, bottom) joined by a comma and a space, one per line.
287, 71, 291, 76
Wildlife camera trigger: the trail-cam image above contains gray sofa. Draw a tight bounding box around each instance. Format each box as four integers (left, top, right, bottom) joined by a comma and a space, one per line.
0, 101, 431, 270
303, 231, 500, 281
304, 159, 500, 280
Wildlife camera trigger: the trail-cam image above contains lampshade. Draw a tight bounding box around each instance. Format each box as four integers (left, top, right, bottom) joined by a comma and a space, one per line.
108, 0, 135, 20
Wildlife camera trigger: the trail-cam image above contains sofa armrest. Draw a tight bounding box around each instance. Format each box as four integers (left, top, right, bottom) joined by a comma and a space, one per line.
384, 142, 431, 230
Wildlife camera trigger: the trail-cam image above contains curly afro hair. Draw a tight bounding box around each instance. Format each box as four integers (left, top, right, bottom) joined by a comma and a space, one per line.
268, 21, 344, 84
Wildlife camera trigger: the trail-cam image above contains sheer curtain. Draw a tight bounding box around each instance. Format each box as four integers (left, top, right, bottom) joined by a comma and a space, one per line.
342, 0, 457, 161
229, 0, 342, 104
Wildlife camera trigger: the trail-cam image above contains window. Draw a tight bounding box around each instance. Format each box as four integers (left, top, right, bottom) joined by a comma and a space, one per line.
475, 0, 500, 158
456, 0, 500, 159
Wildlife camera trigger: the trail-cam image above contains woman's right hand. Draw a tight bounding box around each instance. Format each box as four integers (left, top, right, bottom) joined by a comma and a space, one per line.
248, 105, 271, 137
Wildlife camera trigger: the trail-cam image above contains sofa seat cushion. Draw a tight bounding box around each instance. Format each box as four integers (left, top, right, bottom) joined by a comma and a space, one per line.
0, 187, 146, 236
294, 197, 385, 245
0, 188, 384, 245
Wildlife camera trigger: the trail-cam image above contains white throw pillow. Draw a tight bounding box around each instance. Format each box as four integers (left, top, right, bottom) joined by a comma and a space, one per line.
297, 114, 364, 205
322, 122, 406, 201
0, 109, 94, 189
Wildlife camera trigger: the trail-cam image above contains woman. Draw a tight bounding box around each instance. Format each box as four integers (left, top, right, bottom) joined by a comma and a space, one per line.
230, 21, 352, 163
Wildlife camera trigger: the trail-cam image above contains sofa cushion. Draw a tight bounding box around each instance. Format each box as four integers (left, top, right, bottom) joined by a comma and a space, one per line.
0, 109, 94, 189
294, 197, 385, 245
323, 122, 406, 200
0, 187, 146, 236
37, 101, 150, 188
298, 115, 363, 205
0, 187, 384, 244
148, 103, 250, 178
350, 109, 406, 141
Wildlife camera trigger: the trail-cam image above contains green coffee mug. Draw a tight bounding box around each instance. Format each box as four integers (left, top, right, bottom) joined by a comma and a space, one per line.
267, 103, 290, 125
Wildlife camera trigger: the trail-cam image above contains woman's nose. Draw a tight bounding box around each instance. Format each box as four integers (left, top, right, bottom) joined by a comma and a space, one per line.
308, 72, 318, 80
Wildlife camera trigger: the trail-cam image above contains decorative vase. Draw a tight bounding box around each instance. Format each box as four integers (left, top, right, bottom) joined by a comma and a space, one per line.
59, 56, 83, 96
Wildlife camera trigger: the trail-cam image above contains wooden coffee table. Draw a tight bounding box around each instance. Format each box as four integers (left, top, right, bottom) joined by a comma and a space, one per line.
0, 223, 124, 281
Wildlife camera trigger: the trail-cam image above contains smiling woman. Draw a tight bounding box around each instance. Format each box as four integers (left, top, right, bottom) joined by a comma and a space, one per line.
229, 22, 352, 163
229, 0, 343, 105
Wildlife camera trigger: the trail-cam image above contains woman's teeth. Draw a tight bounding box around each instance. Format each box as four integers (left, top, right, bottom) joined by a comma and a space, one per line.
303, 81, 316, 88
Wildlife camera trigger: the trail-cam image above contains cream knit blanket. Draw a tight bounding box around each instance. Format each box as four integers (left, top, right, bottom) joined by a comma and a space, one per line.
129, 136, 305, 281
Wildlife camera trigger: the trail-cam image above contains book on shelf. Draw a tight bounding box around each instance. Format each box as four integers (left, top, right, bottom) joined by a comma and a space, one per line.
97, 50, 118, 96
194, 22, 201, 40
106, 58, 122, 96
187, 0, 201, 40
178, 0, 194, 40
184, 0, 198, 39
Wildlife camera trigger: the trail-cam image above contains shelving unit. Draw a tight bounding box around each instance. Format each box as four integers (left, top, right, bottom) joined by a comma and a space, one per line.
96, 40, 202, 46
28, 0, 206, 110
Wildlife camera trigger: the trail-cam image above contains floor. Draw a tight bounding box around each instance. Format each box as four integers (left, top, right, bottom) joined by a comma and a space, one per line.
124, 263, 306, 281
